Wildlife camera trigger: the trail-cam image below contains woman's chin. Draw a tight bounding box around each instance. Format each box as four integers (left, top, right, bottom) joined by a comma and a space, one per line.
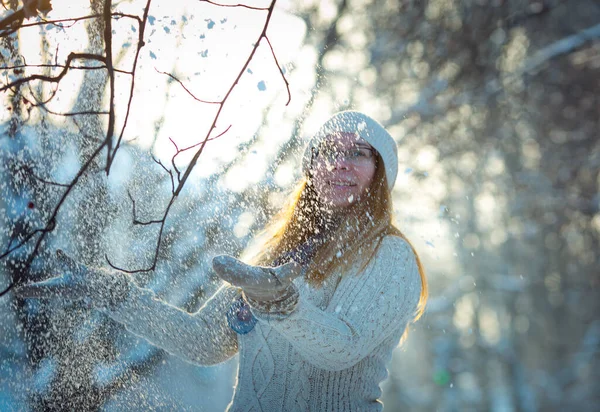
324, 193, 360, 210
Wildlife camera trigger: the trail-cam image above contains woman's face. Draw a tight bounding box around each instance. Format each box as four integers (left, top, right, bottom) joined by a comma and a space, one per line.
311, 132, 377, 210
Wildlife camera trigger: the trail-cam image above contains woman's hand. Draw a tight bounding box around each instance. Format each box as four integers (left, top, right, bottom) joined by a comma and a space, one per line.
212, 256, 304, 315
16, 250, 130, 310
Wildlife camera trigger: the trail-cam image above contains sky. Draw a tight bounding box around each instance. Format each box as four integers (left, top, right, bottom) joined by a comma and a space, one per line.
10, 0, 308, 186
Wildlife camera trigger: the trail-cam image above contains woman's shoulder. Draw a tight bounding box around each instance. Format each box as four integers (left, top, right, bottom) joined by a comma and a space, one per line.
376, 233, 414, 257
371, 234, 420, 283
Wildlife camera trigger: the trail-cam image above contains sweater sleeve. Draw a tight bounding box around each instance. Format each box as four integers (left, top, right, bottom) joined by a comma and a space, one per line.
251, 235, 422, 371
105, 281, 240, 366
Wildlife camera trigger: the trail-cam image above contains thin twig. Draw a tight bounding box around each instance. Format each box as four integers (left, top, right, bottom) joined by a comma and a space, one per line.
106, 0, 152, 174
0, 227, 49, 260
40, 108, 110, 117
127, 190, 163, 225
13, 12, 142, 31
16, 165, 70, 187
264, 35, 290, 105
151, 155, 175, 193
1, 63, 130, 74
155, 68, 221, 104
199, 0, 269, 10
105, 197, 175, 273
168, 137, 182, 182
166, 125, 232, 186
25, 81, 57, 106
177, 124, 232, 153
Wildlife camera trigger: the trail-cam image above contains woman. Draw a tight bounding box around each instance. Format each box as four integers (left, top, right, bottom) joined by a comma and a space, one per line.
18, 111, 428, 411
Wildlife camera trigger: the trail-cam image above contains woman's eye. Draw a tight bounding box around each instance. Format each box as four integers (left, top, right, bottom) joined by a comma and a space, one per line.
352, 149, 372, 158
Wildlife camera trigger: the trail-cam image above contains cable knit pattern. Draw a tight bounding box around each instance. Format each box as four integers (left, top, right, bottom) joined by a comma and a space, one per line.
251, 324, 275, 398
104, 235, 421, 411
247, 235, 421, 411
252, 236, 419, 370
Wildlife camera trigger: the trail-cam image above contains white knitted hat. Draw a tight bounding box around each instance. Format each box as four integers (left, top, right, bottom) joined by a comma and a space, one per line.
302, 111, 398, 189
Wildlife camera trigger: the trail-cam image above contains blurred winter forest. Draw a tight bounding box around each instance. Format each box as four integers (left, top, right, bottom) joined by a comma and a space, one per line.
0, 0, 598, 410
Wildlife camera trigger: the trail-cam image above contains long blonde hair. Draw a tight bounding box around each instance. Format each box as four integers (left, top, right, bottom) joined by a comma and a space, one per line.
249, 153, 428, 321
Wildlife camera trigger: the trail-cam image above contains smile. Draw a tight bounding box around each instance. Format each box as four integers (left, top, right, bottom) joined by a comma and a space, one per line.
329, 181, 356, 187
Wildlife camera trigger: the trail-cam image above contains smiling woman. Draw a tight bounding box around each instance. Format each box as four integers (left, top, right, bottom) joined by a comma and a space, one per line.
310, 132, 377, 209
18, 111, 428, 411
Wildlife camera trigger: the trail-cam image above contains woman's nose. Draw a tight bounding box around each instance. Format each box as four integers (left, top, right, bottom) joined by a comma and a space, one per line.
330, 156, 350, 170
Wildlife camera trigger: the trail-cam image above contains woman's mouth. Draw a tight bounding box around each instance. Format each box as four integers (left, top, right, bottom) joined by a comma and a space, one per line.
329, 181, 356, 187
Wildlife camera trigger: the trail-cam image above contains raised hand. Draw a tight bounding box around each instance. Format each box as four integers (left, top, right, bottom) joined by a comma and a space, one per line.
16, 250, 130, 310
212, 255, 304, 314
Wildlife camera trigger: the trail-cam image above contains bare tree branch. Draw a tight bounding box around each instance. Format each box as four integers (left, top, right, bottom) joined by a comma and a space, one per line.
127, 190, 163, 226
106, 0, 152, 173
173, 0, 279, 197
15, 12, 141, 31
522, 22, 600, 72
103, 0, 288, 274
16, 165, 70, 187
264, 35, 291, 105
0, 0, 291, 292
0, 0, 52, 37
0, 52, 106, 92
151, 155, 175, 193
199, 0, 269, 11
0, 137, 107, 296
103, 0, 117, 173
155, 68, 222, 104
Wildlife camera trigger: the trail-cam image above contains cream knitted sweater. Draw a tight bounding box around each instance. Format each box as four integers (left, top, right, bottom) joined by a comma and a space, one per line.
108, 235, 421, 411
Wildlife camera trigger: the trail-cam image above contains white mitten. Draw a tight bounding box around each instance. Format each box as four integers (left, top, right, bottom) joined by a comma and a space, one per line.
212, 255, 303, 315
16, 250, 131, 310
